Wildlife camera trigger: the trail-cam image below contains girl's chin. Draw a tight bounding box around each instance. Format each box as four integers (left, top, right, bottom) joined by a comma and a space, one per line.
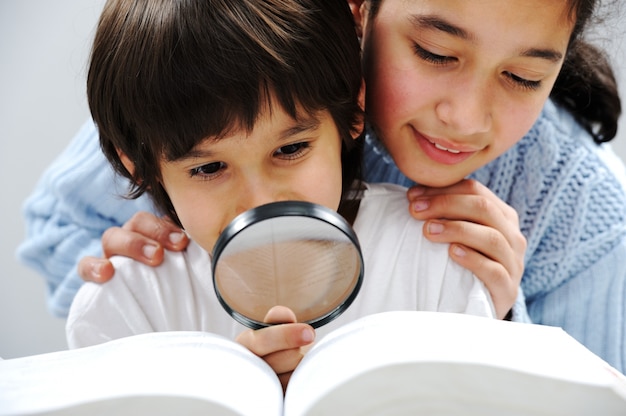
399, 164, 468, 187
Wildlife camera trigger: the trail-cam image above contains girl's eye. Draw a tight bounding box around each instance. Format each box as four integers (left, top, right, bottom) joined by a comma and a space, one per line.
413, 43, 455, 65
274, 141, 310, 159
189, 161, 225, 178
505, 72, 542, 91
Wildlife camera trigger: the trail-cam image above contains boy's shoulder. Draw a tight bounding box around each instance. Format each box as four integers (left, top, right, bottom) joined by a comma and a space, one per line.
66, 241, 216, 348
109, 239, 208, 283
357, 182, 411, 219
70, 240, 211, 324
353, 182, 424, 241
361, 181, 408, 195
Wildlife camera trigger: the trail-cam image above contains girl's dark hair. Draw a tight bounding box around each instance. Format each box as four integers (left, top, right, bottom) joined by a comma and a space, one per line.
367, 0, 621, 144
550, 0, 621, 143
88, 0, 363, 225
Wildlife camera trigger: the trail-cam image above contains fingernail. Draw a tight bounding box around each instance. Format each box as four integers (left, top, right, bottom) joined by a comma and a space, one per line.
452, 244, 467, 257
169, 232, 185, 245
301, 328, 315, 343
143, 244, 158, 259
408, 186, 426, 198
91, 262, 103, 280
427, 222, 444, 234
413, 199, 429, 212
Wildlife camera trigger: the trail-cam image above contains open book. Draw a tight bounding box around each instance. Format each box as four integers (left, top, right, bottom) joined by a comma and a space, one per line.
1, 311, 625, 415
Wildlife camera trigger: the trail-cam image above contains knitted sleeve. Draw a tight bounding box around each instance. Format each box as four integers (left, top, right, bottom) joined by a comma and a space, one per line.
501, 102, 626, 374
16, 120, 156, 317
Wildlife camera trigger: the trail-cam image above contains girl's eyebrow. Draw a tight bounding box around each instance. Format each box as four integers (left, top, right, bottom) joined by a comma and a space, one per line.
409, 14, 563, 63
409, 15, 473, 41
520, 48, 563, 63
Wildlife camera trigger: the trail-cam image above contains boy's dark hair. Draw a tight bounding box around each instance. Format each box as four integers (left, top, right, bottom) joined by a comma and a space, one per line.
88, 0, 363, 226
367, 0, 621, 144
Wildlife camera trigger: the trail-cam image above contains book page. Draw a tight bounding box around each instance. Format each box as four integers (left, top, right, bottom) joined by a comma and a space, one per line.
0, 331, 283, 416
285, 311, 626, 415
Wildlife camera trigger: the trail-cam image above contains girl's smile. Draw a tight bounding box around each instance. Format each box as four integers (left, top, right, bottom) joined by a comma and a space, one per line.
414, 129, 479, 165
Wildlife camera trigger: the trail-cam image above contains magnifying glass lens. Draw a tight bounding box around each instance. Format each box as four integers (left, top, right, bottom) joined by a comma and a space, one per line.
212, 202, 363, 329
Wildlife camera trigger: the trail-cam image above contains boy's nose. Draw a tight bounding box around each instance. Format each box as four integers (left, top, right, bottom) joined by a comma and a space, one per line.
234, 178, 288, 216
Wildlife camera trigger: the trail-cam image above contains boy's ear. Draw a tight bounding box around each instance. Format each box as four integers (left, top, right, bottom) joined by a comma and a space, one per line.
117, 148, 136, 177
352, 80, 366, 140
347, 0, 366, 38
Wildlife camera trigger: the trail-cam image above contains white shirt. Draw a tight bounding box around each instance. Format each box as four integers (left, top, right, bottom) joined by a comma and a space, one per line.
66, 183, 495, 348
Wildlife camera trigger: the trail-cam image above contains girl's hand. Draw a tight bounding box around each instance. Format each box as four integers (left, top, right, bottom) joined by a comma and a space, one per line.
77, 212, 189, 282
236, 306, 315, 393
407, 179, 527, 319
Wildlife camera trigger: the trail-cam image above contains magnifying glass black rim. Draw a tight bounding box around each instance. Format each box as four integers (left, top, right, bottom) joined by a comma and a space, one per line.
211, 200, 364, 330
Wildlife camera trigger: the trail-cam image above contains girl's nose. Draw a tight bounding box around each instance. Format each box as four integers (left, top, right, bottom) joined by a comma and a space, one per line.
435, 76, 492, 135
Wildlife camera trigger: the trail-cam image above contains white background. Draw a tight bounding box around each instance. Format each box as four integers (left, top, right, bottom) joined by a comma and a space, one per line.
0, 1, 625, 359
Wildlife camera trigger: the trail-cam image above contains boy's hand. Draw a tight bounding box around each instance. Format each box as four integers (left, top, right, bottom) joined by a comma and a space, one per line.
407, 179, 527, 319
77, 212, 189, 283
236, 306, 315, 393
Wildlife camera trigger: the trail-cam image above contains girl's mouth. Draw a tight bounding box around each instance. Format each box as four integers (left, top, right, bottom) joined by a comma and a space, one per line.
431, 140, 461, 154
414, 130, 477, 165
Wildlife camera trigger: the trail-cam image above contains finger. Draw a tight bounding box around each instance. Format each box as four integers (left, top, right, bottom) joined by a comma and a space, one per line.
77, 256, 115, 283
410, 191, 513, 230
410, 193, 523, 253
121, 212, 189, 251
447, 243, 518, 319
101, 226, 165, 266
408, 179, 518, 222
424, 219, 525, 285
236, 323, 315, 358
425, 220, 513, 266
258, 306, 304, 375
408, 179, 492, 202
262, 346, 306, 376
264, 305, 298, 324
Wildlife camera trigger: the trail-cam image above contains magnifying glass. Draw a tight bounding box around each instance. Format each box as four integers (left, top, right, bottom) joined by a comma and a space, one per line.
211, 201, 364, 329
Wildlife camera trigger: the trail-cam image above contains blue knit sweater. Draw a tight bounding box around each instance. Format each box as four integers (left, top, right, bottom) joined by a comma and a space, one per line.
17, 100, 626, 372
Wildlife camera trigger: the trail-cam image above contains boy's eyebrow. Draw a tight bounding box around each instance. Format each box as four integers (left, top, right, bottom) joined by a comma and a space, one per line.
277, 116, 321, 142
409, 15, 563, 63
177, 116, 322, 161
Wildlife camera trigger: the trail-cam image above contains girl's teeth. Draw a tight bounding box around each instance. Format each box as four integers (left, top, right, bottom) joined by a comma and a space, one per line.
434, 142, 461, 154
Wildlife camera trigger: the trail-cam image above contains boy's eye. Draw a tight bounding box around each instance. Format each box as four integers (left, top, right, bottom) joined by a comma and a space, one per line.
413, 43, 455, 65
504, 71, 542, 91
274, 141, 310, 158
190, 161, 225, 177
